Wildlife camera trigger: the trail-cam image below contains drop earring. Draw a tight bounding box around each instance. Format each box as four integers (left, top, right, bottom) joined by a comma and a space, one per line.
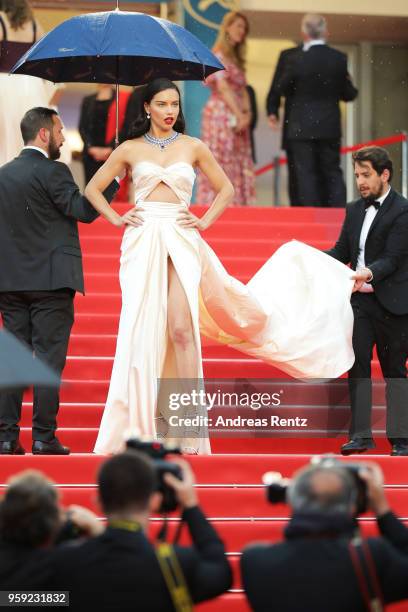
146, 112, 151, 119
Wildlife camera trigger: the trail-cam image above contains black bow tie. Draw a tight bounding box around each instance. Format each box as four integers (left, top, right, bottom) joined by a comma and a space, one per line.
364, 198, 380, 210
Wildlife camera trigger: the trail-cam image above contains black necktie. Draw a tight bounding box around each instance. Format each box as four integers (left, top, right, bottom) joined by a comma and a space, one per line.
364, 198, 380, 210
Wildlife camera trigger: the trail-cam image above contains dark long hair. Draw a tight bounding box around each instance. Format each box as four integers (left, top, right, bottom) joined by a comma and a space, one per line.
128, 78, 185, 139
3, 0, 33, 30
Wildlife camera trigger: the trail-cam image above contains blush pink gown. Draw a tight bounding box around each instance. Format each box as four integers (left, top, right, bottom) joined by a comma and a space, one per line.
94, 162, 354, 455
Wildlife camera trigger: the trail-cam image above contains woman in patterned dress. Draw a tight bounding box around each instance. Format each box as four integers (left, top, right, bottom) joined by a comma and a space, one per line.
197, 11, 256, 207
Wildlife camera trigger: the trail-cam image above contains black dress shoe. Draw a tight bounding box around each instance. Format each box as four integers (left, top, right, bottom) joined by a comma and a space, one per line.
0, 439, 25, 455
391, 443, 408, 456
340, 438, 376, 456
32, 438, 70, 455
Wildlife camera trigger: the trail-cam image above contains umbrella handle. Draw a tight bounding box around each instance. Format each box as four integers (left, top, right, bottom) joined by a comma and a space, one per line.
115, 82, 119, 148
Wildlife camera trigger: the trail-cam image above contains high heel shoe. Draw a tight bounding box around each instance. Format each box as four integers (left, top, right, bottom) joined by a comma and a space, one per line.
154, 415, 168, 440
182, 447, 199, 455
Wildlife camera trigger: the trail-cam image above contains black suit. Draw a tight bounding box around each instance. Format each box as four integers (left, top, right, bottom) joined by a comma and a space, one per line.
241, 512, 408, 612
277, 44, 358, 207
326, 189, 408, 441
246, 84, 258, 164
0, 148, 118, 442
46, 506, 232, 611
266, 46, 301, 205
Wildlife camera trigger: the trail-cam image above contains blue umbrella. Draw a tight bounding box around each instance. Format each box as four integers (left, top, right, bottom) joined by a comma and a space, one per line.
11, 9, 223, 143
11, 10, 223, 85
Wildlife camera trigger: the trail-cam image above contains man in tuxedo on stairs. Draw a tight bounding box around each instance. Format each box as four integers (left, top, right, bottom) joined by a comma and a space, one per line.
326, 146, 408, 456
0, 107, 121, 455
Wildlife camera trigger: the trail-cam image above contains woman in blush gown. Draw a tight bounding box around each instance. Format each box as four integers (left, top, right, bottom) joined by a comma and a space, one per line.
85, 78, 355, 456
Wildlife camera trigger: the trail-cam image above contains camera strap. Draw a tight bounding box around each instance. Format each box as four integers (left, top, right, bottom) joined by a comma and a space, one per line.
156, 516, 186, 545
155, 542, 193, 612
349, 537, 384, 612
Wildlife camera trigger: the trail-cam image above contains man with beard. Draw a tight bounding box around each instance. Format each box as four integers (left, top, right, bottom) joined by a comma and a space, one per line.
0, 107, 123, 455
326, 146, 408, 456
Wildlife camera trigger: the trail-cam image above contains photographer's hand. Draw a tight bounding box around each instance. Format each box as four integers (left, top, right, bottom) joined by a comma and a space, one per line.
66, 504, 104, 536
163, 458, 199, 509
359, 462, 390, 517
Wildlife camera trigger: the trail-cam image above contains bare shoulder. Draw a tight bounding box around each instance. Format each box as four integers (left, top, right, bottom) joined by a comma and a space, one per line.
35, 18, 45, 38
121, 137, 144, 149
174, 134, 207, 163
114, 138, 144, 160
178, 134, 201, 148
185, 136, 211, 158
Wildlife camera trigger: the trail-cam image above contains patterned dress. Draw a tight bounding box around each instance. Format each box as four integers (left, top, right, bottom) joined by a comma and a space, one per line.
196, 52, 256, 207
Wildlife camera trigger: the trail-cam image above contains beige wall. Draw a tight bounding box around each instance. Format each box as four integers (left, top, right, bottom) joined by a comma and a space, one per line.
34, 9, 77, 30
241, 0, 408, 17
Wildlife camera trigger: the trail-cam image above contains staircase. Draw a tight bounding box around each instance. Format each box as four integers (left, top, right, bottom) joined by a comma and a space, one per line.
4, 204, 408, 611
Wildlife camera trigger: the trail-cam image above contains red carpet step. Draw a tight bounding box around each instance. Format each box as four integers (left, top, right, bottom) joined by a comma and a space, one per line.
1, 455, 407, 487
4, 206, 408, 612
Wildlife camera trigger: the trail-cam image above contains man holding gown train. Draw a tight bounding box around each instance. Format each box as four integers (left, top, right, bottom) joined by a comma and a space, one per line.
327, 146, 408, 456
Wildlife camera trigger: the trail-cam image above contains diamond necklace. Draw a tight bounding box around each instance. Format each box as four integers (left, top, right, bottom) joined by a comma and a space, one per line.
143, 131, 180, 151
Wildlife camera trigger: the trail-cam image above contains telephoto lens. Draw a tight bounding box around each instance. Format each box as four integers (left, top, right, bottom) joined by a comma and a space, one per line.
126, 438, 183, 513
263, 471, 291, 504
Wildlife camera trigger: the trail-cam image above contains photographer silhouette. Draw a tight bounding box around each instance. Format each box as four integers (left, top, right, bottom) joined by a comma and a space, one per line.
46, 451, 231, 611
242, 460, 408, 612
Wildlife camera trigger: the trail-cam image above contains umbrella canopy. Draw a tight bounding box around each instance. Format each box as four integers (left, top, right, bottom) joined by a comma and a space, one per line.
0, 330, 60, 390
11, 10, 224, 85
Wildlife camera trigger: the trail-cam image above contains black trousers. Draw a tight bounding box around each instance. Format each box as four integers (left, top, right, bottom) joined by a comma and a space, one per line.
285, 146, 299, 206
290, 139, 346, 207
0, 290, 74, 442
349, 293, 408, 442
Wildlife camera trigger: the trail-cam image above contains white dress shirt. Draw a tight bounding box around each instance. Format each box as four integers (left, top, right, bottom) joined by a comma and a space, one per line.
303, 39, 326, 52
23, 145, 48, 158
357, 187, 391, 292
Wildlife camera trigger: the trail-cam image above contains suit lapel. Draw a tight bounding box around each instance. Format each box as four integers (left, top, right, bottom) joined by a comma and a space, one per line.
366, 188, 394, 239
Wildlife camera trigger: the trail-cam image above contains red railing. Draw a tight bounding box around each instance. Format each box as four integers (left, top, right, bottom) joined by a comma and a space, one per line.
255, 133, 408, 177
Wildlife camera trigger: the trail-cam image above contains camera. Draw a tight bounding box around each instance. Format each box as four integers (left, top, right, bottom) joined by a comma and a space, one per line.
126, 438, 183, 514
263, 455, 368, 515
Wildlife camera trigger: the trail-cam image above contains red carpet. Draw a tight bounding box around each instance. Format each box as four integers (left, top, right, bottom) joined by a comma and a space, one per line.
4, 204, 408, 611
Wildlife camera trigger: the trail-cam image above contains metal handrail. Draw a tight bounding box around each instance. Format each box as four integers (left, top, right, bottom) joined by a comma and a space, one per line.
257, 132, 408, 200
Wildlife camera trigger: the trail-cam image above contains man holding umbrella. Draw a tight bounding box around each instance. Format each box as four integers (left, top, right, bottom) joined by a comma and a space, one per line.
0, 107, 121, 455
